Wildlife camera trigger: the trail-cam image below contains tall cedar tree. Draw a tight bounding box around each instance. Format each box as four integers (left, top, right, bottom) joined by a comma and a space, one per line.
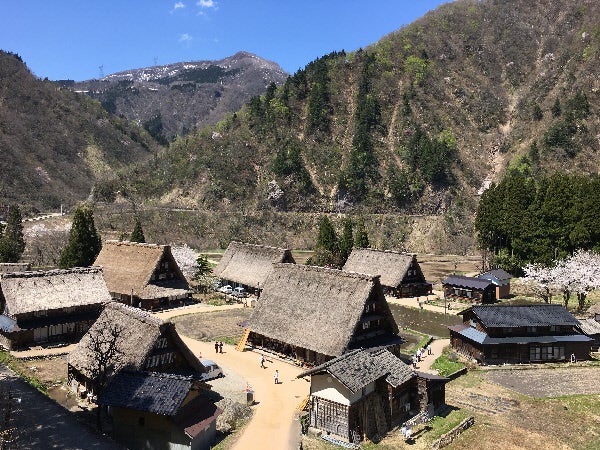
339, 219, 354, 264
307, 216, 340, 267
0, 205, 25, 263
59, 204, 102, 268
355, 219, 370, 249
129, 219, 146, 243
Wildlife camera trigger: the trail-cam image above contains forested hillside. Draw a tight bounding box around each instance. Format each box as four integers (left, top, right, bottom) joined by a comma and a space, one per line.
0, 51, 161, 213
104, 0, 600, 229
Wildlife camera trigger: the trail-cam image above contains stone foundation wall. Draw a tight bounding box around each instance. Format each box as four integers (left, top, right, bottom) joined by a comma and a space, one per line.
431, 416, 475, 449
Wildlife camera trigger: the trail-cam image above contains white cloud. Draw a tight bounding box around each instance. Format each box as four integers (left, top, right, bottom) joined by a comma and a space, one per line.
197, 0, 216, 8
174, 2, 185, 9
179, 33, 193, 43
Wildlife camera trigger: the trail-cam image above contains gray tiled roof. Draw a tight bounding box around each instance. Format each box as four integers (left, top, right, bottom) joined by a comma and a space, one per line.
469, 304, 580, 327
479, 269, 512, 283
449, 324, 593, 345
443, 275, 493, 290
98, 371, 193, 416
298, 348, 414, 393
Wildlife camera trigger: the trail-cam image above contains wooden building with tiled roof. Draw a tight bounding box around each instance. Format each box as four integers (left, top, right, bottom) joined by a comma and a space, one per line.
449, 304, 593, 364
213, 241, 296, 291
245, 264, 403, 366
98, 371, 222, 450
94, 240, 192, 310
298, 348, 447, 443
343, 248, 432, 297
68, 302, 204, 396
0, 267, 111, 350
442, 275, 496, 304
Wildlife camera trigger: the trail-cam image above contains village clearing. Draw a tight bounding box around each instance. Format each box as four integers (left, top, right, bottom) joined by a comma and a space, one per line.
6, 255, 600, 449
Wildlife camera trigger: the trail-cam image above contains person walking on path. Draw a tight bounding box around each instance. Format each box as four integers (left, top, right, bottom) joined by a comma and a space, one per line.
214, 341, 219, 353
219, 341, 224, 353
427, 344, 432, 355
260, 354, 266, 369
274, 370, 279, 384
412, 355, 417, 368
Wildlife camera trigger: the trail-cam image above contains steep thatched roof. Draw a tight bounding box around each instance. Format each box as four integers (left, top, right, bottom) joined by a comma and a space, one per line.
247, 264, 399, 357
298, 348, 415, 393
213, 241, 295, 288
94, 241, 190, 299
0, 267, 111, 317
68, 302, 202, 378
342, 248, 417, 288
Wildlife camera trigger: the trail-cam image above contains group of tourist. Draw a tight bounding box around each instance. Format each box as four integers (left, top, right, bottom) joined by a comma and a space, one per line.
214, 341, 224, 353
412, 344, 432, 368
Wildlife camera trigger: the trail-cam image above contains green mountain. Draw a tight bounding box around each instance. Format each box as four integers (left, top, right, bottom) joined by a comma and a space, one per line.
107, 0, 599, 226
0, 51, 162, 213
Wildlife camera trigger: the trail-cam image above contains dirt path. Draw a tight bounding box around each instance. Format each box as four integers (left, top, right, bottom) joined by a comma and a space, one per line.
179, 337, 308, 450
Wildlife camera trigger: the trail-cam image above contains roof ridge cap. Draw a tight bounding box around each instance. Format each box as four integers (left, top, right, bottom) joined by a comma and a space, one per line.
1, 266, 103, 279
273, 263, 378, 281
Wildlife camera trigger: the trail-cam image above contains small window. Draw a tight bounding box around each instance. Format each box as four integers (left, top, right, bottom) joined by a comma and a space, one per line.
362, 321, 370, 330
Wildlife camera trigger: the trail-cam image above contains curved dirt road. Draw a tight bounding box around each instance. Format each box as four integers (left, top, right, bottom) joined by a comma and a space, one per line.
178, 336, 309, 450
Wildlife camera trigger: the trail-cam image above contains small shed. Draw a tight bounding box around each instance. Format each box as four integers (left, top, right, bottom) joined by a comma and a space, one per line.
578, 318, 600, 352
68, 302, 204, 396
245, 264, 402, 366
212, 241, 295, 292
297, 348, 446, 443
98, 371, 221, 450
478, 269, 512, 299
94, 240, 192, 310
342, 248, 432, 297
0, 267, 111, 350
442, 275, 496, 304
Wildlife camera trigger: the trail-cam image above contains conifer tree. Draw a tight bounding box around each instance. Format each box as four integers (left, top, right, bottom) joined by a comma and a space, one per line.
355, 219, 370, 249
129, 219, 146, 243
58, 204, 102, 268
307, 216, 340, 268
339, 218, 354, 264
0, 205, 25, 263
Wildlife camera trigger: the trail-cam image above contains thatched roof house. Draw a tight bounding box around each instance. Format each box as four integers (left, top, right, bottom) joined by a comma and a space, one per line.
0, 262, 30, 273
68, 302, 203, 395
245, 264, 402, 365
213, 241, 295, 290
342, 248, 431, 297
94, 241, 191, 310
0, 267, 111, 350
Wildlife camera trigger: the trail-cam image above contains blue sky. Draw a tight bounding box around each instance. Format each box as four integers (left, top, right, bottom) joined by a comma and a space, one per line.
2, 1, 450, 81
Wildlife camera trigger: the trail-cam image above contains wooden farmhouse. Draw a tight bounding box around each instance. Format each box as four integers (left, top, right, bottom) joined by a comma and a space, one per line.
213, 241, 295, 292
94, 240, 192, 310
478, 268, 512, 299
298, 348, 447, 443
342, 248, 432, 298
98, 371, 221, 450
449, 304, 593, 364
0, 268, 111, 350
68, 302, 204, 397
442, 275, 496, 304
244, 264, 403, 366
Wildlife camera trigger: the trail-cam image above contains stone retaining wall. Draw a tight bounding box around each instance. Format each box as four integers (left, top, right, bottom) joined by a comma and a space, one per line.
431, 416, 475, 449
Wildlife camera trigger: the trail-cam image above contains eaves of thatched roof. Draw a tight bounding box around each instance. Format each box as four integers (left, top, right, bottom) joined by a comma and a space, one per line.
212, 241, 295, 288
67, 302, 202, 378
342, 248, 417, 288
247, 264, 399, 357
0, 267, 111, 317
94, 241, 189, 299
